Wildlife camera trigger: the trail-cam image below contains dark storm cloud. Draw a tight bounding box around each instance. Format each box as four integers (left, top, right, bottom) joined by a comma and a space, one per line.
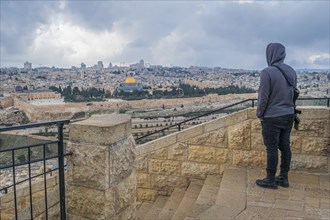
0, 1, 58, 54
0, 1, 329, 69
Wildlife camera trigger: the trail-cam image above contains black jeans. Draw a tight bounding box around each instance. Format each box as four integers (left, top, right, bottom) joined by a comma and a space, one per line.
261, 114, 295, 176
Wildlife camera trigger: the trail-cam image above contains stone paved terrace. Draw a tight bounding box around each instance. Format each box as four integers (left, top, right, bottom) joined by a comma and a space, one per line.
136, 167, 330, 219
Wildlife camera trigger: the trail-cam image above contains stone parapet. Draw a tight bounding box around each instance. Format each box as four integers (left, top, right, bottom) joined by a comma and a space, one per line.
136, 107, 330, 202
67, 114, 136, 219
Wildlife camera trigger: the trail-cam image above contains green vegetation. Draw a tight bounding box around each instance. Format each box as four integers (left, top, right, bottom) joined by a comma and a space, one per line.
50, 83, 255, 102
49, 86, 111, 102
113, 83, 255, 100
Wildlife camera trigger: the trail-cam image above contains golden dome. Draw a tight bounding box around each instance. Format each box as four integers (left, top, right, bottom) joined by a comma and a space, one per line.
125, 77, 137, 84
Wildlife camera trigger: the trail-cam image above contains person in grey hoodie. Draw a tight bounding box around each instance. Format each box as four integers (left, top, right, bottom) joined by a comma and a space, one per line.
256, 43, 297, 189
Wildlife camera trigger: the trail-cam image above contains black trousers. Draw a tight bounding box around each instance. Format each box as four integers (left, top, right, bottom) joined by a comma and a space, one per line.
261, 114, 295, 176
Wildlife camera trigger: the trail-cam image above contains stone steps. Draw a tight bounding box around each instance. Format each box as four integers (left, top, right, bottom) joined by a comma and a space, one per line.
184, 175, 222, 219
158, 188, 186, 219
136, 167, 247, 220
196, 167, 247, 219
143, 196, 169, 220
171, 179, 204, 220
136, 167, 329, 220
135, 202, 153, 220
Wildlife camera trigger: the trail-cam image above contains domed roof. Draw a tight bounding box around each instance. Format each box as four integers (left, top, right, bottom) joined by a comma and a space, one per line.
125, 77, 137, 84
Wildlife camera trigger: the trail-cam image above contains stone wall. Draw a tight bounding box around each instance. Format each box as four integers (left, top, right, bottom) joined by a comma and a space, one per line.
7, 93, 256, 122
0, 176, 60, 220
136, 107, 330, 201
13, 98, 90, 122
0, 97, 14, 109
67, 114, 136, 220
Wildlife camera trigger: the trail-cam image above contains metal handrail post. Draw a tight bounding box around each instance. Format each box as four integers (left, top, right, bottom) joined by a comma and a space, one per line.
58, 123, 66, 220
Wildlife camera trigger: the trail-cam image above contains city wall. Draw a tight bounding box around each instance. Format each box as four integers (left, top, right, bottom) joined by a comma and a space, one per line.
0, 97, 14, 109
0, 176, 60, 219
135, 107, 330, 201
13, 98, 89, 122
3, 93, 256, 122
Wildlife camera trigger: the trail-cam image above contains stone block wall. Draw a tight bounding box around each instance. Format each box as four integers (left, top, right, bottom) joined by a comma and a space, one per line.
0, 176, 60, 220
136, 107, 330, 201
67, 114, 136, 220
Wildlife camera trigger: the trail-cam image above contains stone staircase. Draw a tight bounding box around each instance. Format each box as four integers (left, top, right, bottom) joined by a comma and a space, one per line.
136, 167, 330, 219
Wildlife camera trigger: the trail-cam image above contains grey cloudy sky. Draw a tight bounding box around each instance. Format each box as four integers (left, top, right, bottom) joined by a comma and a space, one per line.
0, 0, 329, 70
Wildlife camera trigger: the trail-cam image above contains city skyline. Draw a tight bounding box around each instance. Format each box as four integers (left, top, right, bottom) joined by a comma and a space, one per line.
0, 1, 329, 70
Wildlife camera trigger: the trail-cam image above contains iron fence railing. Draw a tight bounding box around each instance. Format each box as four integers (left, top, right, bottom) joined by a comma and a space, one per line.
135, 97, 330, 144
0, 120, 70, 220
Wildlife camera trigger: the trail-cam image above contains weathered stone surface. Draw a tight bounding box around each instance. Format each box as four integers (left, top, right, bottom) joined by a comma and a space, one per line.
228, 120, 251, 150
299, 108, 330, 120
293, 120, 329, 138
135, 155, 148, 172
136, 173, 150, 188
225, 109, 248, 127
177, 125, 204, 142
151, 174, 188, 190
301, 137, 329, 156
67, 185, 112, 219
136, 188, 157, 201
67, 142, 110, 190
112, 202, 135, 220
250, 119, 262, 133
248, 108, 258, 119
250, 133, 264, 151
181, 162, 219, 179
154, 133, 177, 149
232, 150, 266, 168
188, 128, 227, 148
167, 142, 188, 161
69, 114, 131, 145
188, 145, 229, 163
291, 135, 302, 154
115, 172, 136, 213
204, 117, 225, 133
109, 136, 135, 185
149, 147, 168, 159
291, 154, 328, 172
148, 159, 181, 175
135, 142, 154, 156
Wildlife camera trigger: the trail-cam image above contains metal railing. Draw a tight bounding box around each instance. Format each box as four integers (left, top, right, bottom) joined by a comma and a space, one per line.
135, 97, 330, 144
0, 120, 70, 220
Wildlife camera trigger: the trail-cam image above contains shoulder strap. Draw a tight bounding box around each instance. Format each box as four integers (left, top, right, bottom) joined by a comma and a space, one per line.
272, 65, 294, 88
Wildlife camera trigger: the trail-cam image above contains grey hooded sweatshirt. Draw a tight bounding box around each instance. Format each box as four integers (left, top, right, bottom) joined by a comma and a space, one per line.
256, 43, 297, 119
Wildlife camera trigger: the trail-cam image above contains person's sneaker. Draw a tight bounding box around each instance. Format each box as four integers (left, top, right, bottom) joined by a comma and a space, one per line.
256, 178, 278, 189
275, 176, 289, 187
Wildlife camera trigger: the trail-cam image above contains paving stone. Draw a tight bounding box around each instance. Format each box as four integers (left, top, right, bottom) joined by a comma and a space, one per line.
289, 189, 305, 201
274, 199, 304, 211
286, 210, 305, 218
320, 199, 330, 210
319, 174, 330, 190
305, 187, 330, 199
234, 206, 261, 220
305, 197, 320, 208
290, 172, 320, 187
196, 204, 244, 219
260, 191, 276, 203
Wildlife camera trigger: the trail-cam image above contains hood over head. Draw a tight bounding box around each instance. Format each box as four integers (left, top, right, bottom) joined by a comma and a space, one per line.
266, 43, 286, 66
